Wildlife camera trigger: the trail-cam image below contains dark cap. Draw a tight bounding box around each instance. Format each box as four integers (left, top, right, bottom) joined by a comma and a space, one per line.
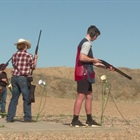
0, 63, 6, 70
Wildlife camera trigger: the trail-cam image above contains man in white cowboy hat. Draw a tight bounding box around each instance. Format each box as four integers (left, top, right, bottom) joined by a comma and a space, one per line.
6, 38, 38, 122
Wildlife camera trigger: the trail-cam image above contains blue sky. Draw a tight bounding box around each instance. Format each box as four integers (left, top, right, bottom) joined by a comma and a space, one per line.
0, 0, 140, 69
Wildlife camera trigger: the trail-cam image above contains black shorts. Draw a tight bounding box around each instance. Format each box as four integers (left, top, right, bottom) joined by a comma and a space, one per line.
77, 76, 92, 93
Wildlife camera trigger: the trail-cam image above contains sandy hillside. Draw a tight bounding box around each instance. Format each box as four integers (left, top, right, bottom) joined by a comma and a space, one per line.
0, 67, 139, 139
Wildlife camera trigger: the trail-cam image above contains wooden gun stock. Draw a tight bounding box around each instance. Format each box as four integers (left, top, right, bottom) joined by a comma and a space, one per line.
99, 59, 132, 80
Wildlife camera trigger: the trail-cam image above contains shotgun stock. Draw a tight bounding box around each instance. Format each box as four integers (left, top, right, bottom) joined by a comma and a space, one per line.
99, 59, 132, 80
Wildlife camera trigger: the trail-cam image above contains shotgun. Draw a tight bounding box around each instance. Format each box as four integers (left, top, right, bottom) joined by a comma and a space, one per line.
5, 57, 12, 67
31, 30, 42, 75
99, 59, 132, 80
35, 30, 42, 55
28, 30, 42, 104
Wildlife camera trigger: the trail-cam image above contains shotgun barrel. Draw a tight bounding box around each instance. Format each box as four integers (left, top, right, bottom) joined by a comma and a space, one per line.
99, 59, 132, 80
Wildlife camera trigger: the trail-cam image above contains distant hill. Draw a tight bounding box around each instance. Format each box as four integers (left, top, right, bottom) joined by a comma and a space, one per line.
6, 67, 140, 101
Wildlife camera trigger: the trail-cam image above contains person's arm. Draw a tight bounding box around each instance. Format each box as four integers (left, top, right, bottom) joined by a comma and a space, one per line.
80, 53, 101, 63
29, 54, 38, 70
33, 54, 38, 68
80, 41, 101, 63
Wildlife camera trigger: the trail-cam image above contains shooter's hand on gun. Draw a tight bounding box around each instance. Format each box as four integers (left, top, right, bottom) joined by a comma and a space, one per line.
34, 54, 38, 60
93, 58, 114, 71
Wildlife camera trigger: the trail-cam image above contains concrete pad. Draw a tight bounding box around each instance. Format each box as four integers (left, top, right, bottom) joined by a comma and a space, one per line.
0, 118, 121, 132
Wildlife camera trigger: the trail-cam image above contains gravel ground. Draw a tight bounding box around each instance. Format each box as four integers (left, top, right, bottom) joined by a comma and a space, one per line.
0, 96, 139, 140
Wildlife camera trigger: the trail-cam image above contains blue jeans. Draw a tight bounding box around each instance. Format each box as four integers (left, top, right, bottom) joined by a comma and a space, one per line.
7, 76, 32, 121
0, 87, 7, 112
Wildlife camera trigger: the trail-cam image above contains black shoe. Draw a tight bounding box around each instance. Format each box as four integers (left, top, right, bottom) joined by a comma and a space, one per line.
6, 120, 15, 123
70, 120, 86, 127
86, 119, 101, 127
22, 120, 36, 123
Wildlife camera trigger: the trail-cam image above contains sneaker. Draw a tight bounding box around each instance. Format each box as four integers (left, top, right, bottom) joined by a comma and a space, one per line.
86, 119, 101, 127
70, 120, 86, 127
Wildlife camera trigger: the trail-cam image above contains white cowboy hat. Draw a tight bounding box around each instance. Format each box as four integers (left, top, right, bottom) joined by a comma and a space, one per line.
14, 38, 31, 49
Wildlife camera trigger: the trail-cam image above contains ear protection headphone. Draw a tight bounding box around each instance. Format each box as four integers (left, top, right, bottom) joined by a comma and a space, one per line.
90, 30, 96, 37
88, 25, 98, 37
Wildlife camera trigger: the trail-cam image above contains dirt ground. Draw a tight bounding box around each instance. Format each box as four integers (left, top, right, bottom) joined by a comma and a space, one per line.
0, 94, 140, 140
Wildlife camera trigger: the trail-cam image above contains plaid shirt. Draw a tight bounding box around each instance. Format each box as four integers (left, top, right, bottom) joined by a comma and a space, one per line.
12, 50, 35, 76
